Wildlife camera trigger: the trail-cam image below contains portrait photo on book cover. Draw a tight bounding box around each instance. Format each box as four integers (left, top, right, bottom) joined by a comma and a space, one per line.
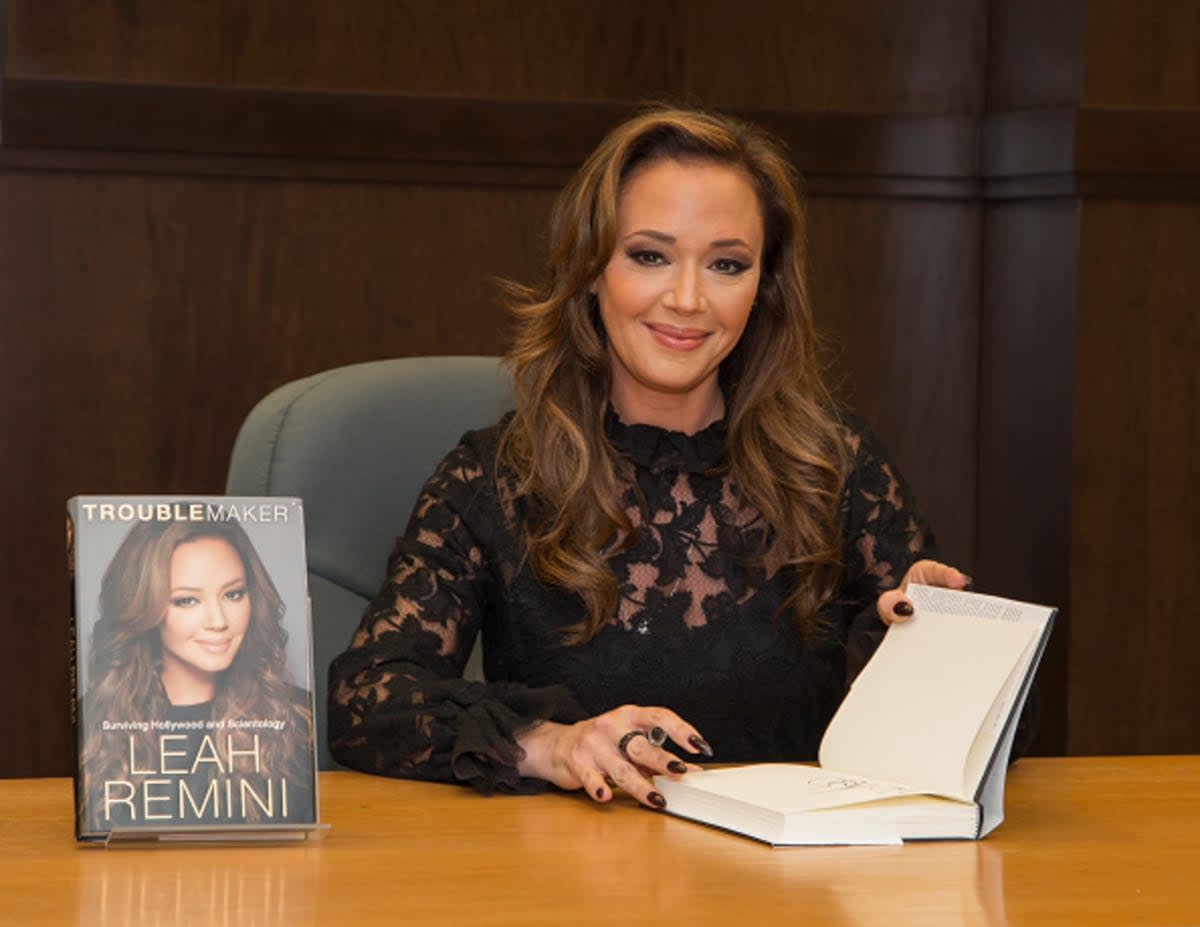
71, 497, 317, 835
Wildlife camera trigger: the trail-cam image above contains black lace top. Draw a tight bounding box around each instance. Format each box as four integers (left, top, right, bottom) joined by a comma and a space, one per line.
327, 412, 934, 792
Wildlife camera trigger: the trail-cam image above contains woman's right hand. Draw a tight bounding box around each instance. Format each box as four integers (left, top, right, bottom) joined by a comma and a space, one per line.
515, 705, 712, 809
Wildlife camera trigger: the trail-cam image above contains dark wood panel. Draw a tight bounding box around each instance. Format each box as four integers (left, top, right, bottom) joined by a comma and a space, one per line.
1068, 201, 1200, 754
0, 0, 8, 77
989, 0, 1200, 110
982, 107, 1200, 200
0, 80, 628, 166
0, 145, 988, 200
982, 107, 1078, 178
1083, 0, 1200, 107
986, 0, 1084, 109
8, 81, 1200, 202
984, 173, 1200, 201
0, 146, 579, 190
0, 170, 556, 776
5, 0, 987, 110
976, 200, 1080, 755
808, 199, 980, 571
1073, 108, 1200, 176
0, 81, 981, 197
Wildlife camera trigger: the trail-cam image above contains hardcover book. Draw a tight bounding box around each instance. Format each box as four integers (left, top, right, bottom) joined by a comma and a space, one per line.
68, 496, 321, 843
653, 584, 1055, 845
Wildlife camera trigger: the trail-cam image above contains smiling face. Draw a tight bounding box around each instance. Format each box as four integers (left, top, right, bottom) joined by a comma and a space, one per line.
159, 536, 252, 705
594, 157, 763, 433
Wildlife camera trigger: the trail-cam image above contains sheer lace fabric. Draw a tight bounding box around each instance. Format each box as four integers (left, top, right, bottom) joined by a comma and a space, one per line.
328, 413, 934, 792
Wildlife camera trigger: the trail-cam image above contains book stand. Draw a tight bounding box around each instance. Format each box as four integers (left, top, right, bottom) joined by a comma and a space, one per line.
99, 822, 330, 848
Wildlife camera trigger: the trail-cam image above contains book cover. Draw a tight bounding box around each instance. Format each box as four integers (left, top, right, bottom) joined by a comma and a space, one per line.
68, 496, 320, 842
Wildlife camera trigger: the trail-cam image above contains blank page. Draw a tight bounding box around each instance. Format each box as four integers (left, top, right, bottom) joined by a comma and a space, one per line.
818, 610, 1037, 799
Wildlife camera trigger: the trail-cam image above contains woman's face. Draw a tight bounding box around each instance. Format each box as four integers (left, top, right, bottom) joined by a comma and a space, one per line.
159, 537, 252, 699
594, 157, 763, 432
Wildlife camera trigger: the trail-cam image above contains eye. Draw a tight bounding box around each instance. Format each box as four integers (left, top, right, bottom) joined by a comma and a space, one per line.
626, 249, 666, 267
170, 596, 198, 608
223, 588, 247, 603
711, 257, 750, 275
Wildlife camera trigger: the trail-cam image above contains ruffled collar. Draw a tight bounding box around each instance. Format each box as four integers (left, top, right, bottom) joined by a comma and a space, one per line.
604, 405, 727, 474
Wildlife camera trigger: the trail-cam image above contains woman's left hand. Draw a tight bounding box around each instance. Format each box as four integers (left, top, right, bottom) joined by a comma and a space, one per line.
876, 559, 971, 626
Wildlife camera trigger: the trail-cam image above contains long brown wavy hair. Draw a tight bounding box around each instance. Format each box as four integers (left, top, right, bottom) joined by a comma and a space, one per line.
499, 105, 848, 643
79, 518, 313, 824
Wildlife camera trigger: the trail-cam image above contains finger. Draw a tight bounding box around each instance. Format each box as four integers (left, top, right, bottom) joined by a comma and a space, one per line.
906, 560, 971, 590
877, 588, 914, 625
580, 765, 612, 803
606, 760, 667, 810
619, 729, 691, 778
627, 708, 712, 758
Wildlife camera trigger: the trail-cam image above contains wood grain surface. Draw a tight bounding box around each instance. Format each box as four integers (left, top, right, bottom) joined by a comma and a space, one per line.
1, 757, 1197, 926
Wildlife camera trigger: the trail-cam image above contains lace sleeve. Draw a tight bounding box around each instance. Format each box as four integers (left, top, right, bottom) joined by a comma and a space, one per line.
836, 419, 938, 678
326, 437, 585, 793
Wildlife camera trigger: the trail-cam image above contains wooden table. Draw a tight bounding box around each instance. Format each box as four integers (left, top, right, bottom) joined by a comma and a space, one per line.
1, 756, 1197, 925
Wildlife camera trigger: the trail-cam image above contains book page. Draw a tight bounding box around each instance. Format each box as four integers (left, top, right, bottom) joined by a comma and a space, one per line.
818, 605, 1038, 800
659, 764, 920, 813
908, 584, 1054, 751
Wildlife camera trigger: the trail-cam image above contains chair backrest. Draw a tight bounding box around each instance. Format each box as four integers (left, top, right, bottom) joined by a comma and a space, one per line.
226, 356, 512, 769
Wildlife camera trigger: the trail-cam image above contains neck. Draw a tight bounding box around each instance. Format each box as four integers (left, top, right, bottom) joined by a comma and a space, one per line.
609, 383, 724, 435
160, 656, 217, 706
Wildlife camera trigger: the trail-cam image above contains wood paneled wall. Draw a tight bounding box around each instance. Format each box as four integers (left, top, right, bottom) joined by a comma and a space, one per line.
1, 0, 1195, 776
1070, 202, 1200, 753
979, 0, 1200, 755
5, 1, 985, 107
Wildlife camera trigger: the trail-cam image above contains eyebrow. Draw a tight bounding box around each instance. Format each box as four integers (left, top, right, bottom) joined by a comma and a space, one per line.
623, 229, 753, 249
169, 577, 246, 594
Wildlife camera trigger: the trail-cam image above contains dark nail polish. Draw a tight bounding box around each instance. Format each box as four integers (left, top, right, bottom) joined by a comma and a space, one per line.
893, 600, 914, 617
647, 791, 667, 809
667, 760, 688, 774
688, 734, 714, 757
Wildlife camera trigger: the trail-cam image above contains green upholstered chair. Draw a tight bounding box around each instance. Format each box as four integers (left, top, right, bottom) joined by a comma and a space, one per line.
226, 356, 511, 769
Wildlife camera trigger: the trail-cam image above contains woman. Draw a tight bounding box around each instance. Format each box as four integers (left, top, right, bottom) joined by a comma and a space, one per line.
327, 106, 967, 809
79, 518, 315, 831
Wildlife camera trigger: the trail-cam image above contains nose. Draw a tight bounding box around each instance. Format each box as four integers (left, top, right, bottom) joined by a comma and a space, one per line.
202, 598, 230, 630
665, 262, 704, 315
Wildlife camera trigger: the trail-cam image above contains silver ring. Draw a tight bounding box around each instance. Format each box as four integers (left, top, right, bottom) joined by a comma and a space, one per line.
647, 726, 667, 747
618, 729, 647, 759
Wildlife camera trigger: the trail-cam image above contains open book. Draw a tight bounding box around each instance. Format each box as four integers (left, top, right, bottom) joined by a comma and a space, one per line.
653, 584, 1055, 845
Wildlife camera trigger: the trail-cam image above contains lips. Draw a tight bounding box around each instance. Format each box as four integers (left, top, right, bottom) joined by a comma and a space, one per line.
193, 638, 234, 654
645, 322, 711, 351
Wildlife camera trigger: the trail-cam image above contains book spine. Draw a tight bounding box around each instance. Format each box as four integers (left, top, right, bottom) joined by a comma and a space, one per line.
66, 498, 86, 839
